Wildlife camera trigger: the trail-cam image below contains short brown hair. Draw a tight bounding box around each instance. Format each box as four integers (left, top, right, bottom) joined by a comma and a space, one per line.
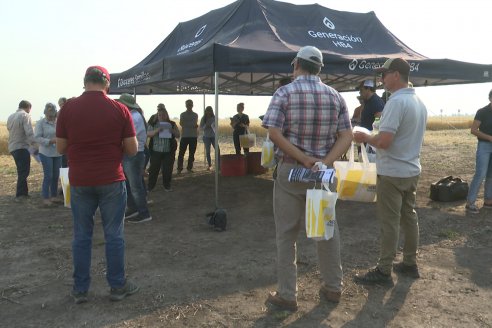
19, 100, 31, 109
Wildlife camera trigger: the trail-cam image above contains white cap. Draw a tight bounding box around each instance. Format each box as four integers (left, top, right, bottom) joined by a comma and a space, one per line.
362, 79, 375, 88
292, 46, 324, 67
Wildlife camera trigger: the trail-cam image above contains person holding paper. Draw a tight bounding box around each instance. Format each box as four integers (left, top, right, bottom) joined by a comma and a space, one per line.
34, 102, 62, 207
147, 106, 180, 192
262, 46, 353, 312
200, 106, 220, 170
353, 58, 427, 284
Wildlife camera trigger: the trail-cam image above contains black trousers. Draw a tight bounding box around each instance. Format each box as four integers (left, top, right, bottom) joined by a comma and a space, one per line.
148, 151, 175, 190
177, 137, 197, 170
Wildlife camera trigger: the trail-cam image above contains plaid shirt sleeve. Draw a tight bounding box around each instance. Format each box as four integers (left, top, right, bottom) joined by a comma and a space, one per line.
262, 89, 287, 129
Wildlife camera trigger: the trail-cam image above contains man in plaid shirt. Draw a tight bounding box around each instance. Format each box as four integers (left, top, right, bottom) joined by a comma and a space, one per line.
262, 46, 353, 312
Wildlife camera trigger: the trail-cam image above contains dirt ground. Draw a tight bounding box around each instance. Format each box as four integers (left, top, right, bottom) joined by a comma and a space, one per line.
1, 131, 491, 328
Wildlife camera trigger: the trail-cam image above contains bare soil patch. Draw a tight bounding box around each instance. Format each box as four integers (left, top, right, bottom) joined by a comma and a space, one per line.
1, 131, 491, 328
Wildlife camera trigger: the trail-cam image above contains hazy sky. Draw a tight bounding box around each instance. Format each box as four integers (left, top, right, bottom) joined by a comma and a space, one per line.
1, 0, 491, 122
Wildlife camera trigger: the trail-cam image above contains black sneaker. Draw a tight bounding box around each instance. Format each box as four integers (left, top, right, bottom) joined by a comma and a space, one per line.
71, 290, 88, 304
354, 267, 393, 285
124, 209, 138, 219
465, 204, 479, 214
110, 280, 139, 301
393, 262, 420, 278
128, 214, 152, 223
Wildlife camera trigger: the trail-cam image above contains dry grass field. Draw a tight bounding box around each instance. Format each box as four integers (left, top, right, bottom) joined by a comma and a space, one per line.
0, 116, 473, 155
0, 122, 8, 155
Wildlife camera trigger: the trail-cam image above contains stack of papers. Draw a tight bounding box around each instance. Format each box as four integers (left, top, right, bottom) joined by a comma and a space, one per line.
288, 167, 335, 183
159, 122, 172, 138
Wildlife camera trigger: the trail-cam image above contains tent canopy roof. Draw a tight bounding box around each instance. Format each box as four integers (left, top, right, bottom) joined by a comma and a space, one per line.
109, 0, 492, 95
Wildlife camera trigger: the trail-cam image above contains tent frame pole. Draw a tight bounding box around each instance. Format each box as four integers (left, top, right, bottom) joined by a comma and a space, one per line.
203, 93, 207, 165
214, 72, 219, 209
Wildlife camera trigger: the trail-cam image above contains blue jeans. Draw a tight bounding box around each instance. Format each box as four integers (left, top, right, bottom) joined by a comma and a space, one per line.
143, 146, 150, 170
70, 181, 127, 292
123, 152, 150, 217
467, 141, 492, 204
39, 154, 62, 199
203, 136, 220, 167
11, 148, 30, 197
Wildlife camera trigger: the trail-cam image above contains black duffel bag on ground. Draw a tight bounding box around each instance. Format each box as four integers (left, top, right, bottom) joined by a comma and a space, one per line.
430, 176, 469, 202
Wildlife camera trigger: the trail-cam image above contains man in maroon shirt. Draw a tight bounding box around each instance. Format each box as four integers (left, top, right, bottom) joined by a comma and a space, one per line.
56, 66, 138, 304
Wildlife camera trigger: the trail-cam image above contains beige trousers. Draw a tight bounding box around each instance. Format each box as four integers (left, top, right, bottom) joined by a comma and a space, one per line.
273, 161, 342, 302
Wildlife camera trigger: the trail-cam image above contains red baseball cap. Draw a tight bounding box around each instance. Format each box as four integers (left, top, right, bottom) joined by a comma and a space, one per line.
85, 65, 110, 82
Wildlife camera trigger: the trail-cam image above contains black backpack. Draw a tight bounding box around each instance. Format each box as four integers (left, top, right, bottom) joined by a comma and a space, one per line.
206, 209, 227, 232
430, 176, 469, 202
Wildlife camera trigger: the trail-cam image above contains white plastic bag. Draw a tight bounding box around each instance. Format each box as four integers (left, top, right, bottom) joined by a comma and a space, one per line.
59, 167, 71, 208
305, 183, 338, 240
239, 132, 256, 148
261, 133, 275, 168
334, 142, 377, 202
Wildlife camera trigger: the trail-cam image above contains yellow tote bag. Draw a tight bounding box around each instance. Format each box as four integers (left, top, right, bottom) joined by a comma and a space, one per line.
59, 167, 71, 208
305, 184, 337, 240
334, 142, 377, 202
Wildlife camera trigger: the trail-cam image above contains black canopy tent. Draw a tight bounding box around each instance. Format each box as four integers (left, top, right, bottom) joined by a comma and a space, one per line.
109, 0, 492, 208
109, 0, 491, 95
